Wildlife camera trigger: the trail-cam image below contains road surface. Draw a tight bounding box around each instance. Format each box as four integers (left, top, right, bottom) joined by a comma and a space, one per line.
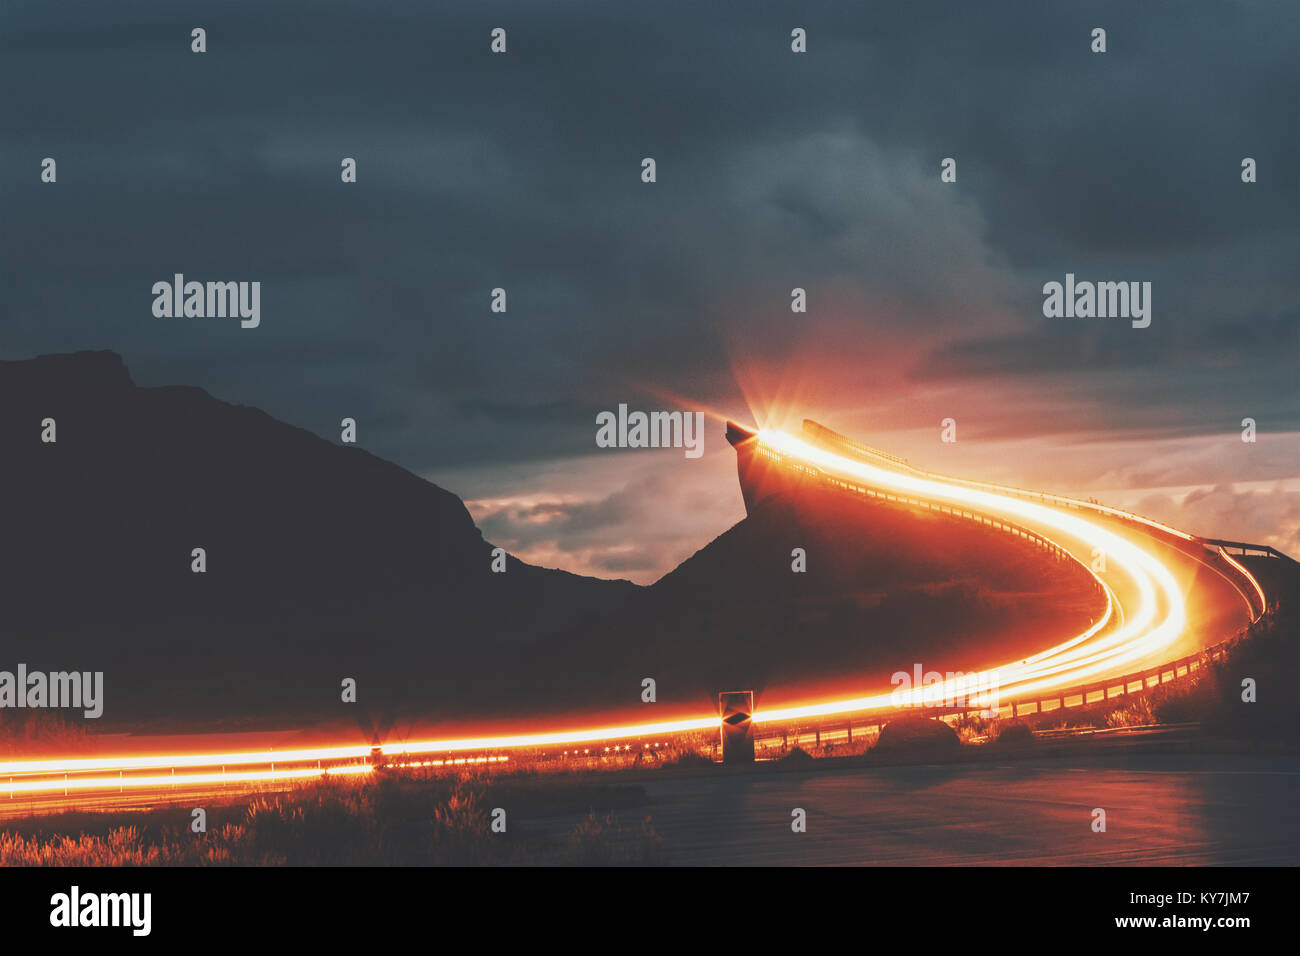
519, 753, 1300, 865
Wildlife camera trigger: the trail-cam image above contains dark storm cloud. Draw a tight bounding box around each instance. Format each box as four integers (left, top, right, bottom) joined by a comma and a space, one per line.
2, 0, 1296, 482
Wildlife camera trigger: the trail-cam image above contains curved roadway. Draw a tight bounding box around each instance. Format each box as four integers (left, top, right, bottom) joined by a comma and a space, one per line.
0, 423, 1269, 808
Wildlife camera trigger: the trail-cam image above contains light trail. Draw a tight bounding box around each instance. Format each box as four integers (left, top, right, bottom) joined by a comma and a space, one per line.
0, 424, 1267, 798
0, 745, 374, 777
1218, 546, 1268, 612
0, 717, 720, 778
799, 419, 1196, 542
748, 427, 1187, 719
4, 764, 373, 798
381, 716, 721, 759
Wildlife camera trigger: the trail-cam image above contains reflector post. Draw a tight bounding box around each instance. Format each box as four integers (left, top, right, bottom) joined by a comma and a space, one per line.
718, 690, 755, 763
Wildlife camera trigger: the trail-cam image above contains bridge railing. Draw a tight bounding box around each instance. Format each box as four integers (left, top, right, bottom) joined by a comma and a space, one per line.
751, 621, 1253, 754
1203, 538, 1295, 562
741, 451, 1264, 752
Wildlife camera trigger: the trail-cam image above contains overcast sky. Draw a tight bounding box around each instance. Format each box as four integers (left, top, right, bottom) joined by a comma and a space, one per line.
3, 0, 1297, 580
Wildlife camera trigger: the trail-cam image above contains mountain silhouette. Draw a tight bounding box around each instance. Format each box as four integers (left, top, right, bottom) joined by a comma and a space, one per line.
0, 351, 637, 727
1, 351, 1098, 730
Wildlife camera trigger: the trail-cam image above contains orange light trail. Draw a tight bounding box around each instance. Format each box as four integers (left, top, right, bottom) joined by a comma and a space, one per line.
796, 419, 1195, 542
1218, 545, 1267, 612
0, 718, 720, 777
4, 764, 373, 797
380, 716, 721, 759
0, 425, 1266, 797
750, 427, 1187, 717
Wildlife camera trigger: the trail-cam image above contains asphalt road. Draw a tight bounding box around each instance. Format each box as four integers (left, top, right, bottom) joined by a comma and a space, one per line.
519, 753, 1300, 865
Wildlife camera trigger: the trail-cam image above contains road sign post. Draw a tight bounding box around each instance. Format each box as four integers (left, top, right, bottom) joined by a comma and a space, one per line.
718, 691, 755, 764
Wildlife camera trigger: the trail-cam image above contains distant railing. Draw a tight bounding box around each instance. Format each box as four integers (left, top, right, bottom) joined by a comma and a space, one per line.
801, 419, 911, 469
1203, 538, 1296, 562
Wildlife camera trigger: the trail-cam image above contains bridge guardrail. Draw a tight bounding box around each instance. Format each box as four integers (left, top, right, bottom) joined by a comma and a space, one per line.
751, 612, 1256, 754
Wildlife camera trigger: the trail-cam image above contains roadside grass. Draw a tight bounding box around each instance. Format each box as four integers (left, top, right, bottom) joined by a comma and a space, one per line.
1103, 695, 1156, 728
563, 811, 664, 866
0, 771, 666, 866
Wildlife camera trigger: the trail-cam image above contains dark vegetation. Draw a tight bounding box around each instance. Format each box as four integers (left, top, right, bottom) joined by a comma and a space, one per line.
1147, 594, 1300, 738
0, 771, 664, 866
874, 715, 960, 753
994, 722, 1033, 745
